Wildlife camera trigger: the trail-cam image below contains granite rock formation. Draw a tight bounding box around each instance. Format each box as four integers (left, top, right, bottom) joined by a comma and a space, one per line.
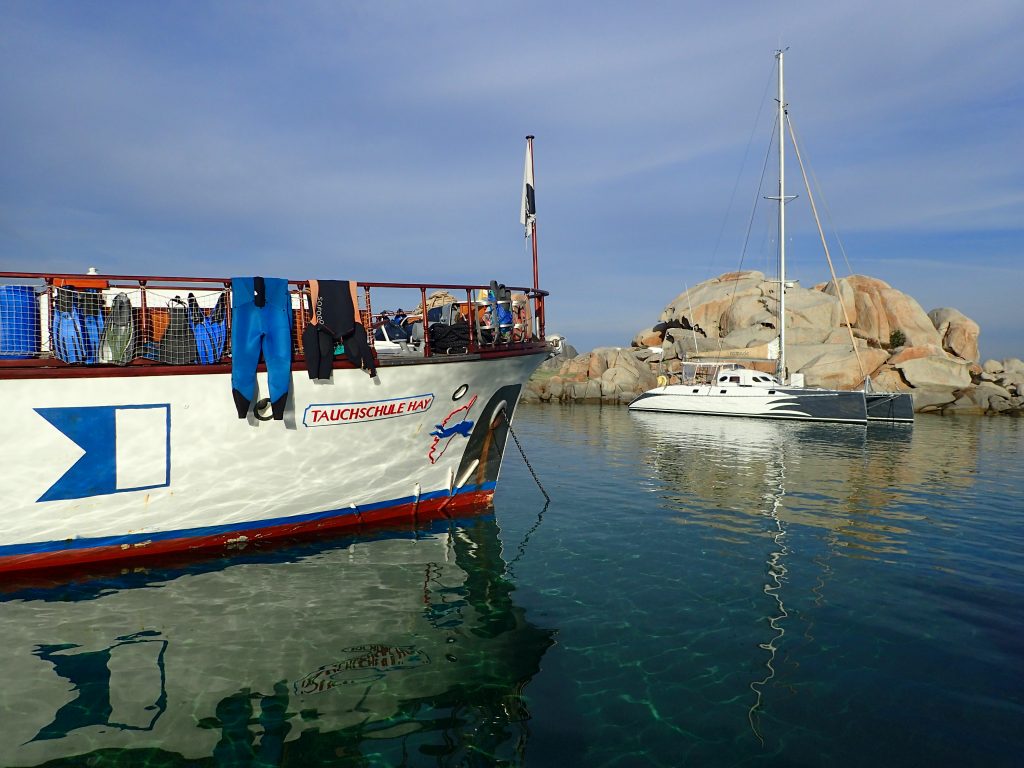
523, 272, 1019, 415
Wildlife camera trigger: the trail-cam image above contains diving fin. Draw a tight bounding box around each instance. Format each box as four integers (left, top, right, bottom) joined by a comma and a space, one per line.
99, 292, 135, 365
153, 296, 197, 365
208, 291, 228, 363
79, 289, 105, 364
53, 287, 85, 363
188, 293, 215, 364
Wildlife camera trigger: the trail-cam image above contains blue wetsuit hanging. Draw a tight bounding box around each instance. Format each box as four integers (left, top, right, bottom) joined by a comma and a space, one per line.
230, 276, 293, 420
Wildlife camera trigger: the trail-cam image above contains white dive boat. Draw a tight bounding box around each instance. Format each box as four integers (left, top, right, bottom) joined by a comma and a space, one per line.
0, 140, 550, 574
629, 51, 912, 425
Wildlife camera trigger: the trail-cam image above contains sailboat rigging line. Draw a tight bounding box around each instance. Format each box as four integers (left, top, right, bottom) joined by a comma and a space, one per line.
710, 116, 780, 361
739, 104, 781, 274
788, 117, 857, 277
785, 113, 867, 380
684, 283, 699, 355
499, 410, 550, 502
708, 61, 780, 278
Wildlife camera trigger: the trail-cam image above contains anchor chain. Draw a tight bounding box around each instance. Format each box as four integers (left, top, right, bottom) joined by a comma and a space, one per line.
501, 410, 550, 502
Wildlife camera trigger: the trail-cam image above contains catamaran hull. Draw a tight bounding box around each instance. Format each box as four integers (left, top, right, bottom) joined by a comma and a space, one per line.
0, 353, 545, 573
866, 391, 914, 423
628, 384, 867, 424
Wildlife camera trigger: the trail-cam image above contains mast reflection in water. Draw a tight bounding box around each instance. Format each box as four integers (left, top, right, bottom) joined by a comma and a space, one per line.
0, 516, 554, 767
630, 413, 924, 746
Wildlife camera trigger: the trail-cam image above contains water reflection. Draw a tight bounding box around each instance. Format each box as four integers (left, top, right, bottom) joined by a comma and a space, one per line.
628, 412, 984, 745
0, 516, 554, 766
630, 413, 978, 558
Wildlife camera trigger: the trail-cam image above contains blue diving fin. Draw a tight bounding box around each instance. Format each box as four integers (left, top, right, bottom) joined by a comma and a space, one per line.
53, 287, 85, 363
208, 291, 228, 363
79, 289, 105, 363
188, 293, 214, 364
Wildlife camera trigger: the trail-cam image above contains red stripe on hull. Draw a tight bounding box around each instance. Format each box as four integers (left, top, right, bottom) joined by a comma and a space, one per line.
0, 490, 493, 575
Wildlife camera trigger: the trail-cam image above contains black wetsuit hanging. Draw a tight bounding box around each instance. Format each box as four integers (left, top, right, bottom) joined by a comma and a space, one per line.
303, 279, 376, 380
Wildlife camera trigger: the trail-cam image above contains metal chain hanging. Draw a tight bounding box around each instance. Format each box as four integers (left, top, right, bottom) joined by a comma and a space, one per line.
501, 410, 550, 502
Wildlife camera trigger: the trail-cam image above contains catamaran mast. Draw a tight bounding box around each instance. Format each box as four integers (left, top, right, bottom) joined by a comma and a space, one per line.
776, 49, 787, 383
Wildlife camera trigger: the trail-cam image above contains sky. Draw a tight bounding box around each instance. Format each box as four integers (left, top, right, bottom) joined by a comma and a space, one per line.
1, 1, 1022, 360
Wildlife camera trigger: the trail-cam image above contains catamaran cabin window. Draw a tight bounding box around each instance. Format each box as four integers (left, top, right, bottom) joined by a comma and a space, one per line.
729, 376, 741, 383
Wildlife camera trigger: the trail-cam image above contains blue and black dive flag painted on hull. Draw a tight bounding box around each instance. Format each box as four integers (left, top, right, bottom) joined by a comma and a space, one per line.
35, 404, 171, 502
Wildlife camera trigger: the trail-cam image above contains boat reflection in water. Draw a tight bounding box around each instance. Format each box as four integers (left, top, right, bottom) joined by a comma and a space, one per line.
628, 411, 967, 556
629, 411, 972, 743
0, 515, 554, 766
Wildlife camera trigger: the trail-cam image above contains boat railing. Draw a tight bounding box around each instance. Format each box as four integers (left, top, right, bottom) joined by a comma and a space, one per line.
0, 271, 548, 373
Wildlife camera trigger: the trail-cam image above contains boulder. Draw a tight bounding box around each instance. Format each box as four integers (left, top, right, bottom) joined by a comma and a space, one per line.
982, 359, 1003, 374
822, 278, 858, 325
544, 378, 564, 401
782, 344, 843, 375
633, 347, 663, 363
560, 355, 591, 380
1004, 358, 1024, 376
843, 275, 941, 348
720, 326, 777, 349
909, 385, 959, 412
601, 366, 643, 397
822, 328, 855, 345
895, 355, 972, 390
632, 327, 664, 348
880, 287, 940, 348
887, 344, 948, 366
788, 346, 889, 390
663, 271, 766, 338
928, 307, 980, 362
570, 379, 603, 401
720, 295, 774, 336
784, 287, 842, 333
786, 325, 842, 345
973, 381, 1014, 409
587, 348, 613, 379
939, 389, 985, 415
667, 329, 723, 358
869, 365, 911, 392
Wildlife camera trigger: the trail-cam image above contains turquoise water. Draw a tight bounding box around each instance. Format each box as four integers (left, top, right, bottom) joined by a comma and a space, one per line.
1, 406, 1022, 767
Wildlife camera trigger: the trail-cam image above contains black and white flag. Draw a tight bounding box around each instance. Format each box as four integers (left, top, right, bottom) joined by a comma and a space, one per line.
520, 137, 536, 237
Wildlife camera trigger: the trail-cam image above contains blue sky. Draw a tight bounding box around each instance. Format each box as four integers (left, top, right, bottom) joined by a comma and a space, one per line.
2, 1, 1022, 360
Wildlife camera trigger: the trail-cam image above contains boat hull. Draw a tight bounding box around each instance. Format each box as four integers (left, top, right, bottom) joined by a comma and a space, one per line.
0, 353, 545, 572
628, 383, 867, 424
866, 391, 915, 423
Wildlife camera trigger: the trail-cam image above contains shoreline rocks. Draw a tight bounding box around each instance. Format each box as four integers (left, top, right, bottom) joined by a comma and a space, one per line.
522, 272, 1021, 415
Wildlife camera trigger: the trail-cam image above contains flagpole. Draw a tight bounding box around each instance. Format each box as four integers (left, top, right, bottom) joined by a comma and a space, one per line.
527, 135, 539, 294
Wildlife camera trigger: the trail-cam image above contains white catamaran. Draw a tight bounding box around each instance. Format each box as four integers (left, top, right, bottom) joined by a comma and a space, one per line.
629, 51, 913, 425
